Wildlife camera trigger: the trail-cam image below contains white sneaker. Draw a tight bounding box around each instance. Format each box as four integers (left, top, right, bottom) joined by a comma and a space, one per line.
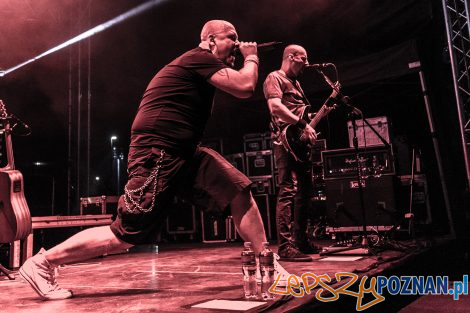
19, 248, 73, 300
272, 253, 303, 288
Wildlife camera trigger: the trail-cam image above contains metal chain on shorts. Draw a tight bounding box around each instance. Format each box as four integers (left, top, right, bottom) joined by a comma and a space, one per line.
124, 150, 165, 214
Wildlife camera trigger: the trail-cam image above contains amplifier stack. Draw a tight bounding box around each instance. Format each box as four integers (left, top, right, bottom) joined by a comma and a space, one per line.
321, 146, 399, 232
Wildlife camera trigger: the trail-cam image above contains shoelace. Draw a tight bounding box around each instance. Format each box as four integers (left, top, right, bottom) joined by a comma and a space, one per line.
48, 268, 60, 291
39, 262, 62, 292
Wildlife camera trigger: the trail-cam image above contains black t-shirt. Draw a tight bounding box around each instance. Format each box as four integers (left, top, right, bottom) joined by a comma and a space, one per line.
130, 47, 228, 155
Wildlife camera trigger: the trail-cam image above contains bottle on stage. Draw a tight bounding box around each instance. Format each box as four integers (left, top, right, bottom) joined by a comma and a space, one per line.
241, 241, 257, 299
259, 241, 275, 300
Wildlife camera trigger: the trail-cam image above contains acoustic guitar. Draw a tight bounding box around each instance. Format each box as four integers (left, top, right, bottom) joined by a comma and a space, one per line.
0, 100, 32, 243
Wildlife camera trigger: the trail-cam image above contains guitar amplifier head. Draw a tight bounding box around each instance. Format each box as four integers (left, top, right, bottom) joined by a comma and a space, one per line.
322, 146, 395, 180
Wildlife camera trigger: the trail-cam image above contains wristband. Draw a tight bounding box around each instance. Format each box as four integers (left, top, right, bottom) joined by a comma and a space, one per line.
244, 55, 259, 66
296, 118, 308, 129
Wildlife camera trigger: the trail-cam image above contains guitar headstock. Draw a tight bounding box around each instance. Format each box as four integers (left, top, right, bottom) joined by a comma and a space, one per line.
0, 100, 9, 169
0, 100, 7, 119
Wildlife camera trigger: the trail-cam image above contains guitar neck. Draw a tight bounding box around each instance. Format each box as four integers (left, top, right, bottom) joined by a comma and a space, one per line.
0, 100, 15, 171
308, 103, 328, 129
0, 122, 15, 171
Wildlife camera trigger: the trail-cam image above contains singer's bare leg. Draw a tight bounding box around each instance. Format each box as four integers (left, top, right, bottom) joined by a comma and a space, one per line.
19, 225, 133, 300
43, 226, 133, 266
230, 188, 267, 254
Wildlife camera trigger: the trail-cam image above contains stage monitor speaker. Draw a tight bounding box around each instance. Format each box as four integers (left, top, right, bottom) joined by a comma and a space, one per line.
325, 175, 399, 228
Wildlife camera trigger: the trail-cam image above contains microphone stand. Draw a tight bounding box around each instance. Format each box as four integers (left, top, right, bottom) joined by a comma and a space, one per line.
317, 69, 392, 256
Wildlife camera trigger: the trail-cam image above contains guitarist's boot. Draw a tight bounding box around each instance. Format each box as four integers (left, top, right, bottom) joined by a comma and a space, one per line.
277, 242, 312, 262
19, 248, 73, 300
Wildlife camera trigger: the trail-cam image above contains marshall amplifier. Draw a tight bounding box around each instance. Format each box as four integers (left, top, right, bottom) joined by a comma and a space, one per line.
322, 146, 395, 180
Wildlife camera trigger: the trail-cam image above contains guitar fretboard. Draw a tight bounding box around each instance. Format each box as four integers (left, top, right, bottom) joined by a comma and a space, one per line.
0, 120, 7, 168
309, 104, 328, 129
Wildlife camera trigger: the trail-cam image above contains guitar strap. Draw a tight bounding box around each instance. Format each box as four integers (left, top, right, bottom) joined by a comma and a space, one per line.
293, 80, 312, 108
273, 70, 311, 123
268, 71, 311, 144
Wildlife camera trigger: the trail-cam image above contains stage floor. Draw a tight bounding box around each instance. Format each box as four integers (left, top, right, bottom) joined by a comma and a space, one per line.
1, 237, 468, 312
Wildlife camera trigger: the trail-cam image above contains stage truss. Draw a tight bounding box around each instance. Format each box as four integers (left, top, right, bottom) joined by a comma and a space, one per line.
442, 0, 470, 189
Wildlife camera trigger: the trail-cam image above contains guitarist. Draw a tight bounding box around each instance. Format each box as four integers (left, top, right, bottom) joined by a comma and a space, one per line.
263, 44, 338, 261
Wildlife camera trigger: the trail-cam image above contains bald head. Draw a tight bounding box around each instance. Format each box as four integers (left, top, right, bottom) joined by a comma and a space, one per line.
283, 44, 307, 60
200, 20, 237, 41
280, 44, 309, 78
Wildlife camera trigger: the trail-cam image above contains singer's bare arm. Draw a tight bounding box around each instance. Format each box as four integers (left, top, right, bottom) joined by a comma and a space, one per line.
208, 41, 258, 99
209, 64, 258, 98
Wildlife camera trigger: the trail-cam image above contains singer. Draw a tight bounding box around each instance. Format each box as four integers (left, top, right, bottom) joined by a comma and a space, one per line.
20, 19, 298, 300
263, 44, 338, 261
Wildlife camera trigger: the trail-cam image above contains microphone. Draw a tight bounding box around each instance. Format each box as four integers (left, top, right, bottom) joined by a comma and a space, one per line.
305, 63, 333, 69
257, 41, 283, 49
236, 41, 282, 54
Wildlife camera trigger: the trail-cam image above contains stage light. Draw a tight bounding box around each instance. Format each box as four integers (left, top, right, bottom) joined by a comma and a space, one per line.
0, 0, 164, 77
110, 135, 118, 146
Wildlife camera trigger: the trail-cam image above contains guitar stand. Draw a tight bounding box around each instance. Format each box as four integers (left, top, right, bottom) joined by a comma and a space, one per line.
0, 263, 15, 280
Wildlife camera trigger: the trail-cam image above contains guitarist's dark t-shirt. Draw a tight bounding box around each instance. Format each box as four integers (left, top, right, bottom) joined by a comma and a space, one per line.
130, 47, 228, 156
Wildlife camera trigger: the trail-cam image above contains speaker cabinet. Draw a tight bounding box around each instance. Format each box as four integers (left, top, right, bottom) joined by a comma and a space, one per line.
166, 197, 196, 235
200, 211, 226, 243
325, 175, 398, 227
398, 174, 432, 224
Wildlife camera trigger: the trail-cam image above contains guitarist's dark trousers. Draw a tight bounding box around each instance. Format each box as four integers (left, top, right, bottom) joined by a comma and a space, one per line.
273, 143, 313, 250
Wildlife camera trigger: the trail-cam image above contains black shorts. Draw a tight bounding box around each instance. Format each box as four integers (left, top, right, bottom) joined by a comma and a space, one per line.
110, 146, 252, 244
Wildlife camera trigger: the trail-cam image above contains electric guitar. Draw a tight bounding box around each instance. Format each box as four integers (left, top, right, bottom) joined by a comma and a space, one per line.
0, 100, 32, 243
279, 99, 336, 162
